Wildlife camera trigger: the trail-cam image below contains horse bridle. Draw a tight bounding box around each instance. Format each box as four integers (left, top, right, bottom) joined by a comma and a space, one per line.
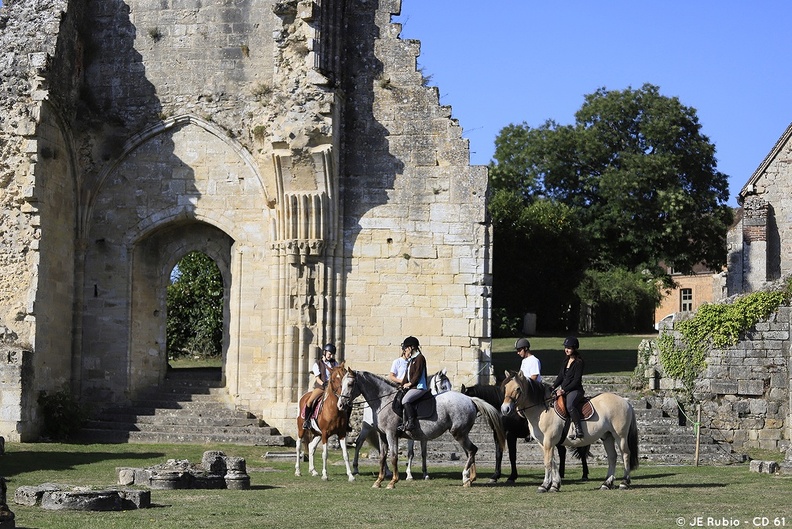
336, 370, 405, 411
504, 378, 553, 416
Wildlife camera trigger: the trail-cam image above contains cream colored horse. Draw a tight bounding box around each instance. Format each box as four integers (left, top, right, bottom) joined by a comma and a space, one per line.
501, 371, 639, 492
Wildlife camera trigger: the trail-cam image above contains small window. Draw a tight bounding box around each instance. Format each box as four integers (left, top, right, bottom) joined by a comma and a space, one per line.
680, 288, 693, 312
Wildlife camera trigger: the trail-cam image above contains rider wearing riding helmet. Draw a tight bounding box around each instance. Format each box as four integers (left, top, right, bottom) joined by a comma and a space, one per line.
303, 343, 339, 429
551, 336, 585, 440
399, 336, 428, 433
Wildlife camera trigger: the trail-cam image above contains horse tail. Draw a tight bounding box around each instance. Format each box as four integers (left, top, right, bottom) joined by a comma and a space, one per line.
628, 407, 640, 470
571, 444, 590, 460
470, 397, 506, 452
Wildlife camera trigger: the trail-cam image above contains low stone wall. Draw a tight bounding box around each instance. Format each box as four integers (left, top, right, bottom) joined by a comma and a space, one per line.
639, 305, 792, 453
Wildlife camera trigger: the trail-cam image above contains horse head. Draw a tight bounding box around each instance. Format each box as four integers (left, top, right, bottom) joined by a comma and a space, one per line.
501, 370, 548, 416
327, 363, 348, 399
336, 368, 359, 412
430, 368, 452, 394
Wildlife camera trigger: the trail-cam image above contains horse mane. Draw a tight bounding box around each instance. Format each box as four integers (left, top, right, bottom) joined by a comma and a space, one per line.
518, 376, 551, 410
461, 384, 503, 406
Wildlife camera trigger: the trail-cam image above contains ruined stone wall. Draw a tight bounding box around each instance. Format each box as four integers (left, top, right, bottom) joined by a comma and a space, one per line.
645, 306, 791, 453
730, 129, 792, 295
0, 0, 491, 438
339, 0, 491, 382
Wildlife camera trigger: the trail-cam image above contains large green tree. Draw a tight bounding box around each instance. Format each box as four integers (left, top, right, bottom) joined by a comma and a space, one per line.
489, 84, 733, 331
166, 251, 224, 358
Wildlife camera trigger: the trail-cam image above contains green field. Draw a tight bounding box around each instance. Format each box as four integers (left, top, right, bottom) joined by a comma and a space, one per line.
491, 334, 656, 381
2, 442, 790, 529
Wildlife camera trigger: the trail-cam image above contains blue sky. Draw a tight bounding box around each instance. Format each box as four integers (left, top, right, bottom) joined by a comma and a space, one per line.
396, 1, 792, 207
3, 1, 788, 206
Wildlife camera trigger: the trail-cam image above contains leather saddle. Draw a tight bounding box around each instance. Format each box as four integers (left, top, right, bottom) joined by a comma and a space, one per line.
553, 394, 594, 421
392, 389, 437, 419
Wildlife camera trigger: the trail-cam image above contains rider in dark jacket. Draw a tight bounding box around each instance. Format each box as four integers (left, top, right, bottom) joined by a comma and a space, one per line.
551, 336, 585, 440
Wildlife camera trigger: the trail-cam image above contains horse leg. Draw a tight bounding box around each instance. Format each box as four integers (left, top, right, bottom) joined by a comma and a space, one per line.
386, 434, 400, 489
600, 434, 617, 490
580, 445, 590, 481
618, 433, 632, 489
338, 435, 356, 482
453, 433, 478, 488
373, 432, 387, 488
320, 439, 330, 481
295, 435, 304, 477
352, 421, 371, 475
557, 444, 566, 479
538, 443, 560, 493
307, 435, 321, 477
490, 432, 503, 483
405, 439, 415, 481
506, 432, 519, 484
420, 439, 429, 480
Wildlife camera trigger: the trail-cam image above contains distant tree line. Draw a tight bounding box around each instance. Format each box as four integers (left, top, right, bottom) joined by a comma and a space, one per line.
489, 84, 733, 334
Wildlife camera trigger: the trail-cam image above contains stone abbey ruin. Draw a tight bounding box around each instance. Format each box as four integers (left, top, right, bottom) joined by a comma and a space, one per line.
0, 0, 491, 439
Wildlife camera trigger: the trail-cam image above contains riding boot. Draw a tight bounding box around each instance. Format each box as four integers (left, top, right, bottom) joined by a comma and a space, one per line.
569, 408, 583, 440
303, 403, 314, 430
402, 404, 417, 432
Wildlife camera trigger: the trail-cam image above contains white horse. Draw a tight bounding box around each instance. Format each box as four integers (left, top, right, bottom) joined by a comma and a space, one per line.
501, 371, 639, 492
352, 369, 452, 480
338, 369, 505, 489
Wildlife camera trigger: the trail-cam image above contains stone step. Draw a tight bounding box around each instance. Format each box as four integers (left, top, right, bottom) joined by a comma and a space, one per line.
79, 372, 294, 447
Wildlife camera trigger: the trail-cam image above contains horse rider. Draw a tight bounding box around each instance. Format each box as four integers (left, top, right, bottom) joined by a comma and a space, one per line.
515, 337, 542, 382
303, 343, 339, 429
551, 336, 585, 440
399, 336, 429, 433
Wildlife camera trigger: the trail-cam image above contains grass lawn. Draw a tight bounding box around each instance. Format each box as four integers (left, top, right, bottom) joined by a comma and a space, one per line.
491, 334, 657, 381
2, 442, 791, 529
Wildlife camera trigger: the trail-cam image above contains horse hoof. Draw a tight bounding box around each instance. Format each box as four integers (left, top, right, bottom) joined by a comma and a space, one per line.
348, 475, 356, 482
321, 475, 329, 481
581, 476, 589, 482
424, 475, 430, 481
372, 482, 382, 489
549, 485, 560, 493
386, 482, 396, 490
600, 485, 611, 491
619, 483, 630, 490
405, 476, 414, 481
310, 470, 319, 477
537, 486, 548, 493
505, 479, 516, 486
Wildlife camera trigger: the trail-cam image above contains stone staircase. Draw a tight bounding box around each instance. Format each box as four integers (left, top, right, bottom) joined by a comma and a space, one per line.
351, 375, 739, 468
77, 367, 294, 446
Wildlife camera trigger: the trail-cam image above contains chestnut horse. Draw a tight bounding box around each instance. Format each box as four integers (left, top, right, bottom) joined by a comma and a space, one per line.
501, 371, 639, 492
295, 363, 355, 481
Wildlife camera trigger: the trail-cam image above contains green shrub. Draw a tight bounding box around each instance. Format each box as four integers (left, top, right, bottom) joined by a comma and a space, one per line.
37, 388, 89, 441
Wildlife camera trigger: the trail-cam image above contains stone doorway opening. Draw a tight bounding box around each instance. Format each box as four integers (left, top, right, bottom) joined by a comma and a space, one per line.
129, 221, 233, 396
166, 250, 224, 382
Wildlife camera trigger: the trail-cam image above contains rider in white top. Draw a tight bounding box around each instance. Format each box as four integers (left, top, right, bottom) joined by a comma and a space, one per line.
515, 338, 542, 382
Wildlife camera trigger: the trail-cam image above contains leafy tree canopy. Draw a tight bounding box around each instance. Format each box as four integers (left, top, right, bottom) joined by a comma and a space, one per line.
490, 83, 733, 276
489, 84, 733, 331
167, 251, 223, 358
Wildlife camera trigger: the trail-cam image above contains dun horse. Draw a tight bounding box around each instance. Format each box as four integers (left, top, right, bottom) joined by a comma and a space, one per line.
352, 369, 452, 480
461, 381, 590, 483
338, 369, 505, 489
295, 364, 355, 481
501, 371, 639, 492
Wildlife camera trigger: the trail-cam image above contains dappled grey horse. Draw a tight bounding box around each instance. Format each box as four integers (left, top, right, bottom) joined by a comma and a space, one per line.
338, 369, 505, 488
352, 369, 452, 480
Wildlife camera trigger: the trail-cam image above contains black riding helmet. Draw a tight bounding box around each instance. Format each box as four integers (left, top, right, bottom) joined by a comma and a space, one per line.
563, 336, 579, 349
401, 336, 420, 349
323, 343, 337, 355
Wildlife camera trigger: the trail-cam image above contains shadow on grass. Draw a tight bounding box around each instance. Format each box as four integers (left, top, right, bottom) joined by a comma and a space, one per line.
2, 448, 167, 478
